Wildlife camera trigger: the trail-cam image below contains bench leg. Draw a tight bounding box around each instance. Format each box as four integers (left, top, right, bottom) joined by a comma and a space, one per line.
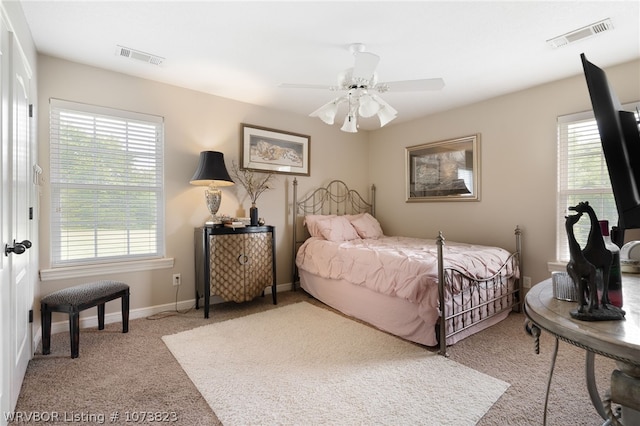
121, 290, 129, 334
41, 305, 51, 355
70, 311, 80, 359
97, 303, 105, 330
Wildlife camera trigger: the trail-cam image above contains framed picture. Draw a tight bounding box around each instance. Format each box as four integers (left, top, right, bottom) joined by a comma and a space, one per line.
406, 134, 480, 202
241, 124, 310, 176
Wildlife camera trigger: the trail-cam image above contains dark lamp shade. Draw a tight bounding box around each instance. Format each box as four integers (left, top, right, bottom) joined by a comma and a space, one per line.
189, 151, 234, 187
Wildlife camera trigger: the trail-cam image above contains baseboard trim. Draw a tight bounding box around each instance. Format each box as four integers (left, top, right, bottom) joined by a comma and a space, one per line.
31, 282, 293, 352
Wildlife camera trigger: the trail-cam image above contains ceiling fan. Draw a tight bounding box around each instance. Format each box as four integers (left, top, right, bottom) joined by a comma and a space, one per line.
279, 43, 445, 132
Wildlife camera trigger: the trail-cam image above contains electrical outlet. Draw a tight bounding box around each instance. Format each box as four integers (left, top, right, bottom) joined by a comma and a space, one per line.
172, 273, 181, 286
523, 276, 532, 289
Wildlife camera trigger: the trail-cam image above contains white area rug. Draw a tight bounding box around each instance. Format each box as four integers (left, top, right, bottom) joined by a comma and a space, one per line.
162, 302, 509, 425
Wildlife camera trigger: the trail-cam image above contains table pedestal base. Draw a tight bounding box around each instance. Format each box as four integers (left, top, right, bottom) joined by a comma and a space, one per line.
604, 363, 640, 425
533, 338, 639, 426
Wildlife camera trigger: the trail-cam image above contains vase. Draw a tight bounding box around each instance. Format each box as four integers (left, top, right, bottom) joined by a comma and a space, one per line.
250, 204, 259, 226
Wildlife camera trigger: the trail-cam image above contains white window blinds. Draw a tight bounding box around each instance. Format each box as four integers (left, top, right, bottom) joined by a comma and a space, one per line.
556, 102, 640, 261
49, 99, 165, 266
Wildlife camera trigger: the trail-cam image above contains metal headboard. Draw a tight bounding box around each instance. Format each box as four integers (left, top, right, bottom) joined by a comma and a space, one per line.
291, 178, 376, 289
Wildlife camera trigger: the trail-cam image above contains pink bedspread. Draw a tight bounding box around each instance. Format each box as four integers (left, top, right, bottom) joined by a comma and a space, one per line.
295, 236, 514, 307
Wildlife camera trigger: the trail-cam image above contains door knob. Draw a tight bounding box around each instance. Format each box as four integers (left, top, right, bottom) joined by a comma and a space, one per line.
4, 239, 32, 256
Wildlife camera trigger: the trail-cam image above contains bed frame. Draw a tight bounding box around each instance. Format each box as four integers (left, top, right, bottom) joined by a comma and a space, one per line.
291, 178, 522, 356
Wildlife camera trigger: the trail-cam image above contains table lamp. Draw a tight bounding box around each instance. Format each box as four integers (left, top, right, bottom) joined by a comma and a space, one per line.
190, 151, 234, 224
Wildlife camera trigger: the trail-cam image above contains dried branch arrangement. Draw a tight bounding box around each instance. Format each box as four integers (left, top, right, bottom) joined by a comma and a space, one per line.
229, 160, 275, 205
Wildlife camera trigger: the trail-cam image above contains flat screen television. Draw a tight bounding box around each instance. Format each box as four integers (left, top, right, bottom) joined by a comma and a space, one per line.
581, 53, 640, 247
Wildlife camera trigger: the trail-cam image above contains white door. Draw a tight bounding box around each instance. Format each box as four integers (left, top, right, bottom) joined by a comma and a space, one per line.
0, 16, 10, 423
9, 31, 33, 410
0, 26, 33, 420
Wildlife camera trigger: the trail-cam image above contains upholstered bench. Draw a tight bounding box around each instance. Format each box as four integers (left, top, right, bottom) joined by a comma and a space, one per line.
41, 280, 130, 358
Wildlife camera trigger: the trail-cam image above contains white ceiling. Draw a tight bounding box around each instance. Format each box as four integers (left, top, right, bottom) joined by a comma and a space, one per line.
19, 1, 640, 130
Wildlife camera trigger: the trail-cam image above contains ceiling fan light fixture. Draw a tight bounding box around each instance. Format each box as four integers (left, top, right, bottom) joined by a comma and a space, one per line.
310, 99, 341, 125
372, 94, 398, 127
317, 108, 337, 125
377, 106, 397, 127
341, 114, 358, 133
358, 94, 380, 118
291, 44, 444, 132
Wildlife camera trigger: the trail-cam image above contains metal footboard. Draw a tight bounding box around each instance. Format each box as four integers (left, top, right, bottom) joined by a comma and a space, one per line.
437, 226, 522, 357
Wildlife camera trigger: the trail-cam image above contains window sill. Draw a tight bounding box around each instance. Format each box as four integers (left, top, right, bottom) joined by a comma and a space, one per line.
40, 258, 175, 281
547, 261, 567, 273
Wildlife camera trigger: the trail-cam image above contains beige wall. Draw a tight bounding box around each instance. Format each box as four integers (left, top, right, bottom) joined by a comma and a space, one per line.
37, 54, 640, 317
36, 54, 370, 316
369, 58, 640, 287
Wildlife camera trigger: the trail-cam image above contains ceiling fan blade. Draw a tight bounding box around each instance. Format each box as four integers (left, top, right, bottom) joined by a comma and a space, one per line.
352, 52, 380, 81
278, 83, 338, 90
378, 78, 445, 92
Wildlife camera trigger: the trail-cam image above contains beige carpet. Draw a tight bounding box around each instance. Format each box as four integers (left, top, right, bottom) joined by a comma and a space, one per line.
162, 302, 509, 426
13, 291, 616, 425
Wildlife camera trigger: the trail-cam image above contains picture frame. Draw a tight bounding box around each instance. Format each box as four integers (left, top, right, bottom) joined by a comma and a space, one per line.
241, 124, 310, 176
406, 134, 480, 202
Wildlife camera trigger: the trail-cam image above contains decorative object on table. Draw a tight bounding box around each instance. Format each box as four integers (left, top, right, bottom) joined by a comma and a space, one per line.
229, 160, 275, 226
564, 201, 625, 321
599, 220, 623, 307
241, 123, 310, 176
190, 151, 234, 225
552, 272, 578, 302
405, 134, 480, 202
223, 220, 245, 229
565, 212, 598, 315
570, 202, 614, 306
621, 240, 640, 273
250, 206, 259, 227
570, 202, 623, 307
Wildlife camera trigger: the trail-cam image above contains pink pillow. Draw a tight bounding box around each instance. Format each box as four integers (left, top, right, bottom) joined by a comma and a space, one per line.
350, 213, 384, 239
344, 213, 364, 222
304, 215, 336, 237
316, 216, 361, 242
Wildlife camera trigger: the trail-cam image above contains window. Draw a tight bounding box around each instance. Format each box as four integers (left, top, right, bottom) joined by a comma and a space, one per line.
49, 99, 165, 267
556, 102, 640, 261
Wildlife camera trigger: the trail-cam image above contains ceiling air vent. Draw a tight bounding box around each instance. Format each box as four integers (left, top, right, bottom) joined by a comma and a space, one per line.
547, 18, 614, 48
116, 45, 164, 66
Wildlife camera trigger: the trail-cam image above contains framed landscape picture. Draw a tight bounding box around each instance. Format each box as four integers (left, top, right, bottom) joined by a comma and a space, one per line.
406, 134, 480, 202
241, 124, 310, 176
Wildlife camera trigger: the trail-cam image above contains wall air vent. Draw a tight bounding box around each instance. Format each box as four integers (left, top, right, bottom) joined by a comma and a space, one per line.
116, 45, 164, 66
546, 18, 614, 48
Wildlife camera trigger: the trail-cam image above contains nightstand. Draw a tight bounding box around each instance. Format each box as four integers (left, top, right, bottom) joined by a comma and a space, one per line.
194, 225, 276, 318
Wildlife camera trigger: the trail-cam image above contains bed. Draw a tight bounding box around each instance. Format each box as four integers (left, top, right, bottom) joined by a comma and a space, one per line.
291, 179, 522, 356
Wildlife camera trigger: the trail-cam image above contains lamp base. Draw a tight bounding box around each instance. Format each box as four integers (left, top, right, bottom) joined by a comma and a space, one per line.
205, 186, 222, 225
